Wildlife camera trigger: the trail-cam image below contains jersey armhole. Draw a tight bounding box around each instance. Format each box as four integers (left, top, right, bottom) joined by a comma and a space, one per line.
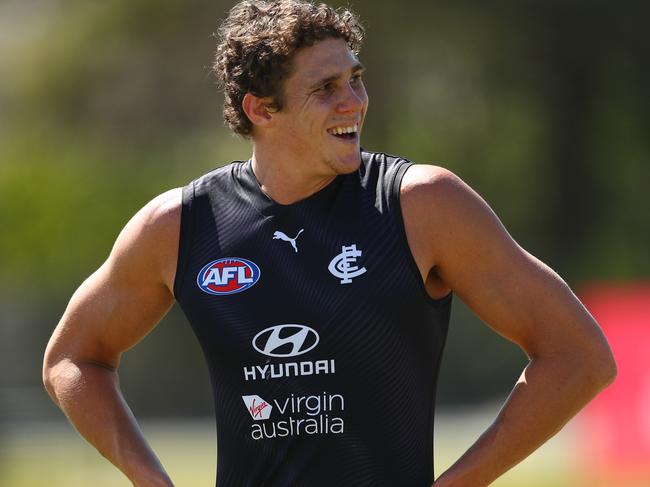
173, 181, 195, 300
389, 161, 453, 308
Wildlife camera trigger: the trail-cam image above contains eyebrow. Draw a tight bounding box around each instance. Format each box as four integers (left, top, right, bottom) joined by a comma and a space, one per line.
307, 62, 366, 90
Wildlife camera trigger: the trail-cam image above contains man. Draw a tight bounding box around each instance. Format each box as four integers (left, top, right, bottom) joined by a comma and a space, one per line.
43, 1, 616, 486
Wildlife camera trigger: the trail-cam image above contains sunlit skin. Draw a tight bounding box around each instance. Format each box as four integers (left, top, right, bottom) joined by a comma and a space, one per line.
244, 37, 368, 204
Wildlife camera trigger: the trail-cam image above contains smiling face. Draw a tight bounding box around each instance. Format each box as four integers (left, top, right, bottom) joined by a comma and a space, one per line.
262, 37, 369, 177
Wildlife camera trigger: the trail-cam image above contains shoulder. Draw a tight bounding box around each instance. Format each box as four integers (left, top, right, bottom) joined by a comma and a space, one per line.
107, 188, 182, 292
399, 163, 511, 273
400, 164, 486, 228
401, 164, 468, 200
135, 188, 182, 232
116, 188, 182, 247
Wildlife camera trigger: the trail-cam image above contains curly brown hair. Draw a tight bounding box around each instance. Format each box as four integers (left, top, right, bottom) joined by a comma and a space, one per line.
213, 0, 364, 137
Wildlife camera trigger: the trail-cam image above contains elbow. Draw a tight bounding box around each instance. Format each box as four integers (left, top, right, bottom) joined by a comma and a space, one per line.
598, 348, 617, 388
42, 356, 85, 409
42, 348, 118, 408
585, 342, 617, 393
42, 345, 76, 407
42, 351, 62, 405
42, 377, 60, 407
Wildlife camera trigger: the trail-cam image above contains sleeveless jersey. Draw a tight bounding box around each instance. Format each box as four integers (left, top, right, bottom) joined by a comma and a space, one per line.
174, 150, 452, 487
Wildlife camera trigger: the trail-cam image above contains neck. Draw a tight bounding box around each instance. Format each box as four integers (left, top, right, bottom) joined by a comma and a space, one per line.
250, 146, 336, 205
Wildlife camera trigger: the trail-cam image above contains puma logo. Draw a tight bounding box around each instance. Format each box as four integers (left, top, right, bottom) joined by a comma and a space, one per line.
273, 229, 304, 253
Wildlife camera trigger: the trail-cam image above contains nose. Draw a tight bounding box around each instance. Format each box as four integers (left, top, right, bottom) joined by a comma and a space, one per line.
335, 80, 366, 114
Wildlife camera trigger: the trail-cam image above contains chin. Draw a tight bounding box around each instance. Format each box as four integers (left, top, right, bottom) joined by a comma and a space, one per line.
332, 154, 362, 175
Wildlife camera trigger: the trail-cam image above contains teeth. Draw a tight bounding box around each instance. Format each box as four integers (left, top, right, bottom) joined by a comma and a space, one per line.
328, 124, 358, 135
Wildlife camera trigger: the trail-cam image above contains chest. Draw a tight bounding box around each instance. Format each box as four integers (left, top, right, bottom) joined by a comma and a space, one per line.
180, 193, 420, 358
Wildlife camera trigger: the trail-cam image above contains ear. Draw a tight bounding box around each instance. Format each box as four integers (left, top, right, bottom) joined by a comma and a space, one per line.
242, 93, 274, 129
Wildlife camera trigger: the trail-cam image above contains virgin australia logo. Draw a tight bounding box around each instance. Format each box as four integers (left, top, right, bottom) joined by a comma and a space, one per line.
253, 324, 319, 358
328, 244, 367, 284
242, 395, 272, 420
273, 229, 304, 253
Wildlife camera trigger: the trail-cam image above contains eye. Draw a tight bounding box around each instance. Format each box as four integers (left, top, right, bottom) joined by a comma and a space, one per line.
351, 73, 363, 84
316, 82, 334, 94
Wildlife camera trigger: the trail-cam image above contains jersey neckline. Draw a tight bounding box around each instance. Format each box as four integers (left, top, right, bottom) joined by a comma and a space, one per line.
237, 158, 347, 216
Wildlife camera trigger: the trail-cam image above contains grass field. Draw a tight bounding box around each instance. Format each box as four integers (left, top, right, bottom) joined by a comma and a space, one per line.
0, 405, 628, 486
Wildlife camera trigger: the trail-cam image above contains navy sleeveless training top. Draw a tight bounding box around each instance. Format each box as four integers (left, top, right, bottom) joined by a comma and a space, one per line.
174, 150, 451, 487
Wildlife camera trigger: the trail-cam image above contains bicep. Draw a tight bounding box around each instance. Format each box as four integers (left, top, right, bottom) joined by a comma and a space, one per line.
406, 167, 604, 358
46, 190, 180, 369
51, 261, 174, 369
442, 231, 591, 358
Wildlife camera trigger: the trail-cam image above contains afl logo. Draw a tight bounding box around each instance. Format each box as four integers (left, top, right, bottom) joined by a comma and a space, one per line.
197, 258, 261, 295
253, 325, 319, 358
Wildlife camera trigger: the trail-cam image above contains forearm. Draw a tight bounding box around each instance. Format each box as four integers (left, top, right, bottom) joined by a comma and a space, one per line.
44, 359, 173, 487
434, 354, 614, 487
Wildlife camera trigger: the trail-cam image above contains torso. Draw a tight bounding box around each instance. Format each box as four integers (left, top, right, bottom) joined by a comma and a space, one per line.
172, 151, 452, 487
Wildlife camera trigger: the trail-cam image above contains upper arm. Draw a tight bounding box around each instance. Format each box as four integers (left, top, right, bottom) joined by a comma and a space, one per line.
44, 188, 182, 370
401, 165, 612, 362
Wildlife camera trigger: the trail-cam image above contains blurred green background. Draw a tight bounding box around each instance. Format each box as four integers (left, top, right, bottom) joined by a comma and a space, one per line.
1, 0, 648, 485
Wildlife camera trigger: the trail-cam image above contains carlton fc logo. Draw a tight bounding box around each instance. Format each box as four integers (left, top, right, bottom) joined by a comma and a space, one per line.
197, 258, 261, 295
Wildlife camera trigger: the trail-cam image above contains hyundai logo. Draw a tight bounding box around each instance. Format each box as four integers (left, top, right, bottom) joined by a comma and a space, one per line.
252, 325, 319, 358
